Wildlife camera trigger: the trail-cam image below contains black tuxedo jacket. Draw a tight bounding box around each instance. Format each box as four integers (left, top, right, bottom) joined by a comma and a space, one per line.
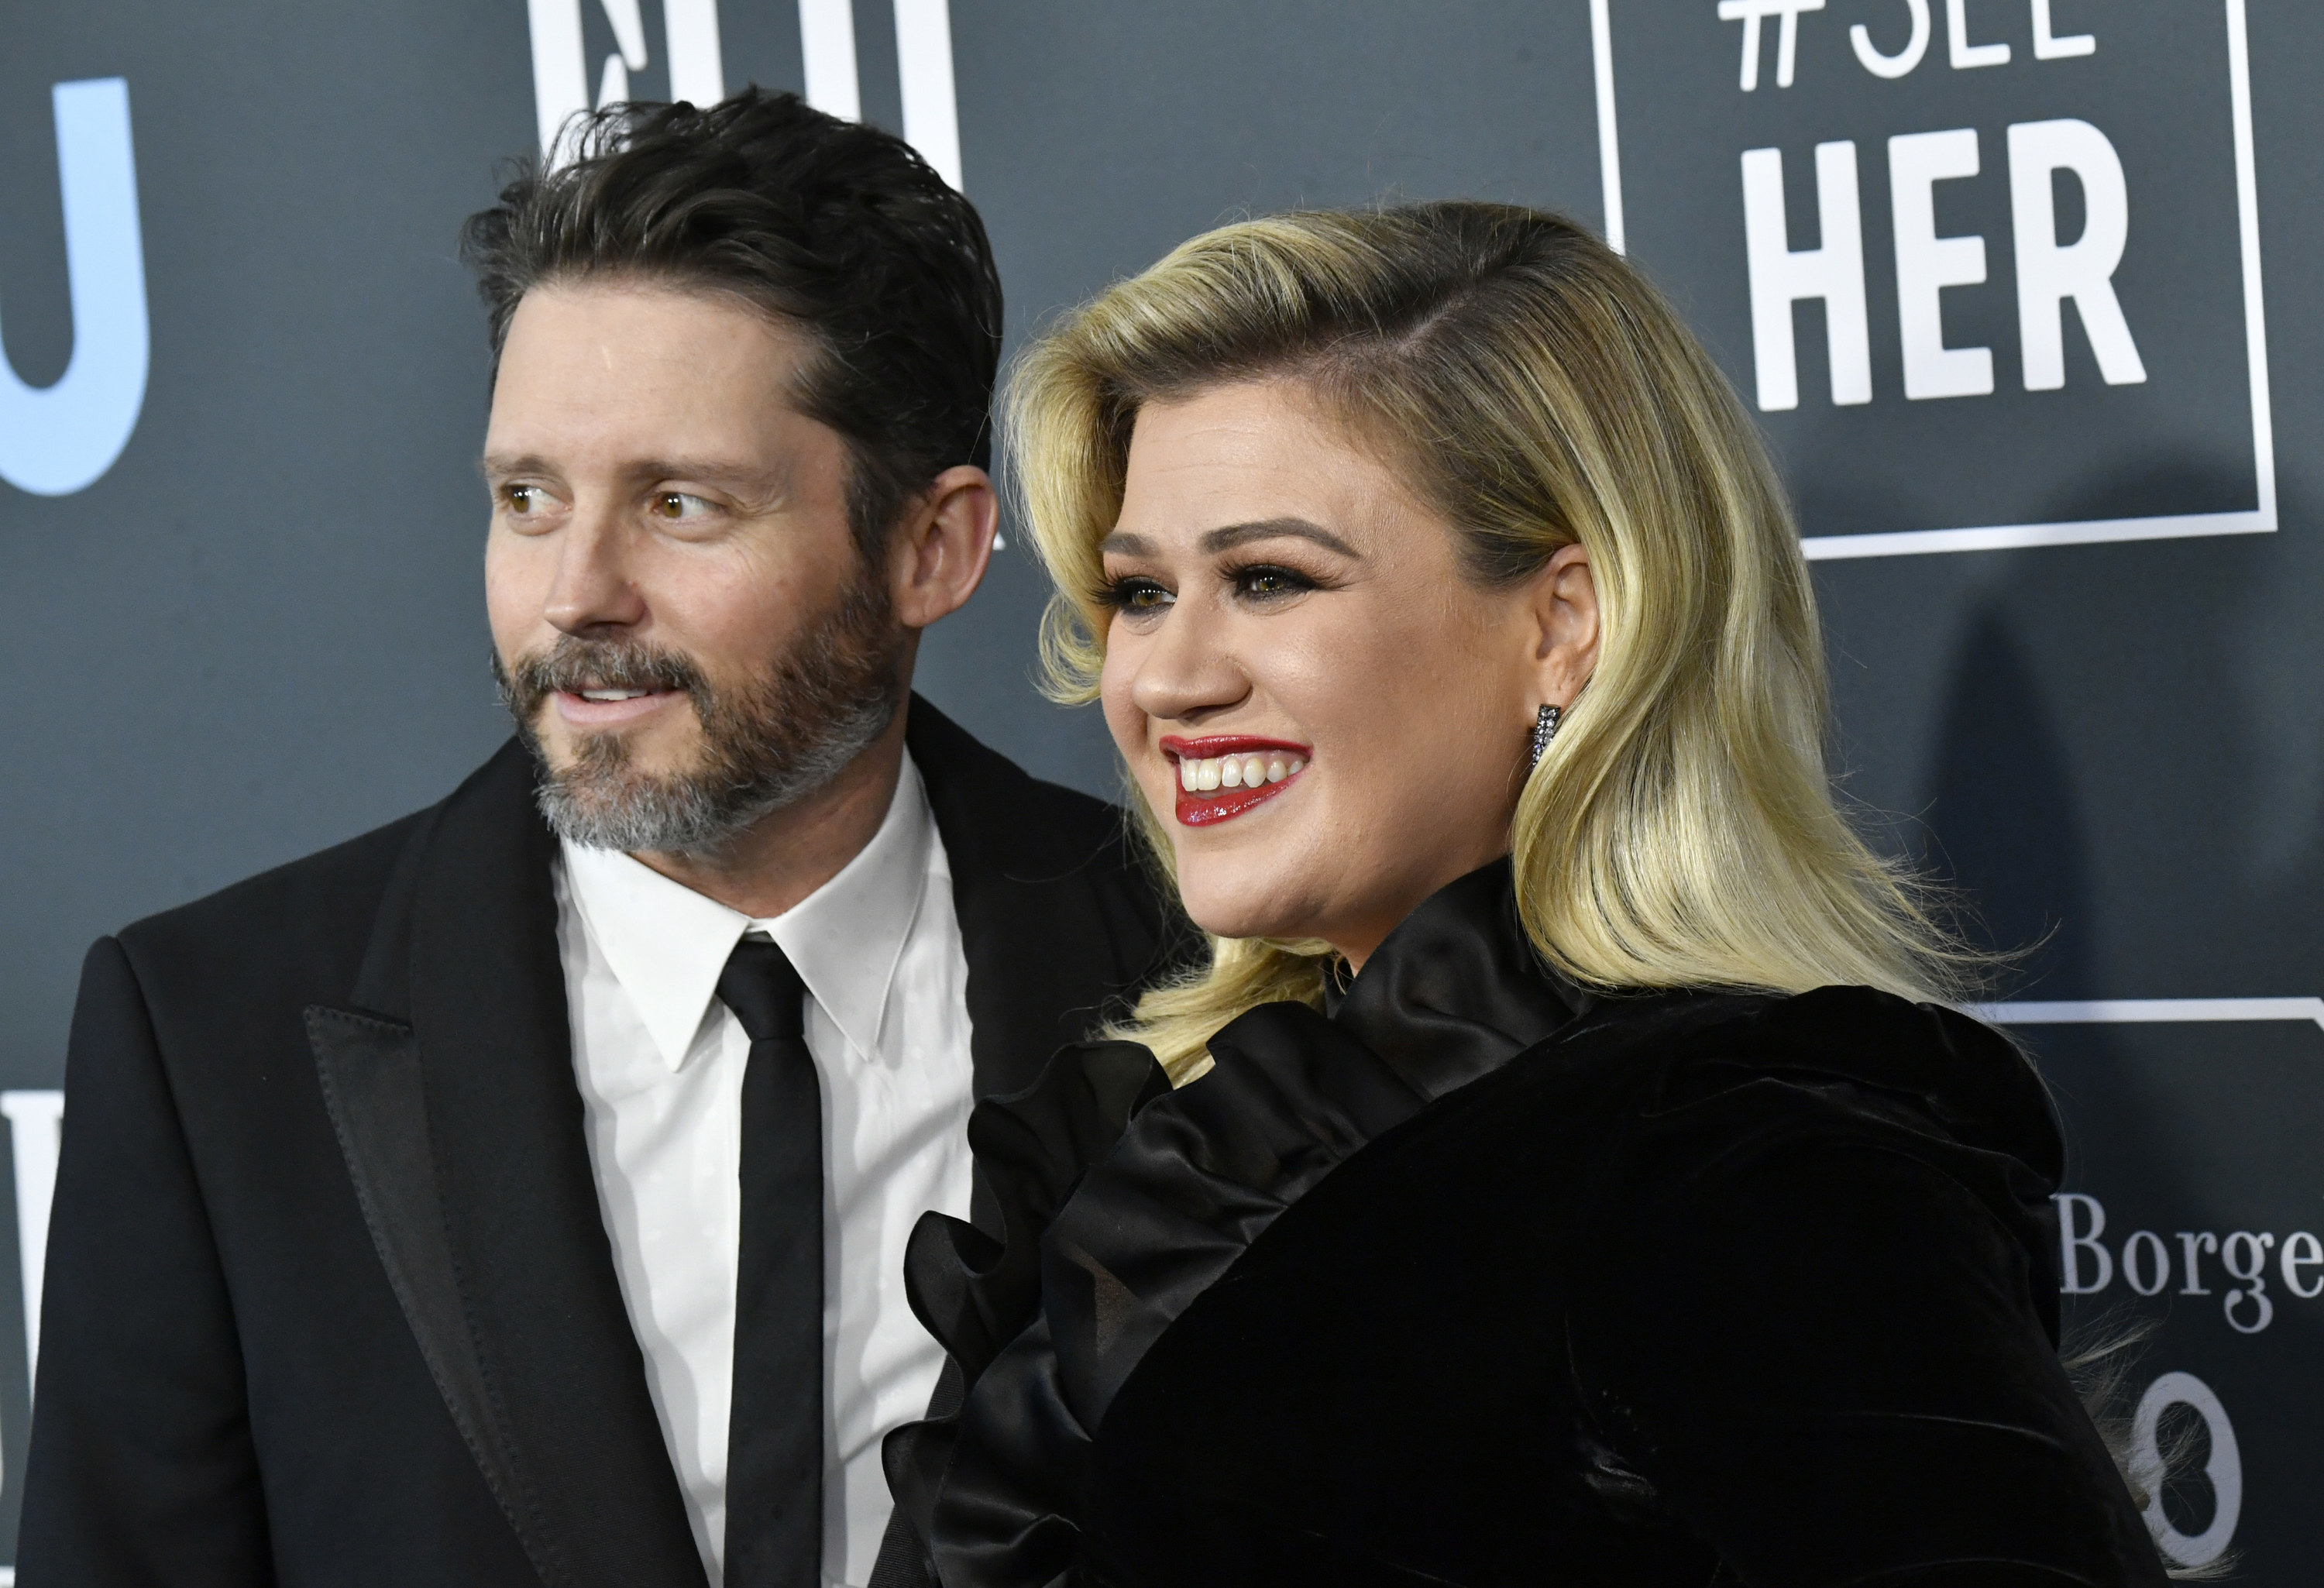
17, 698, 1178, 1588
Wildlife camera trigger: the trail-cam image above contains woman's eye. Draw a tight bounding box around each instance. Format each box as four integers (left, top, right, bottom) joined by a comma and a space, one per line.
1103, 576, 1175, 614
1231, 564, 1315, 601
651, 490, 715, 521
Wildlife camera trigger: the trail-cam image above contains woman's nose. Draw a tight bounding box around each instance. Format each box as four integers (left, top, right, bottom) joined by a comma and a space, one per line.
1128, 602, 1250, 725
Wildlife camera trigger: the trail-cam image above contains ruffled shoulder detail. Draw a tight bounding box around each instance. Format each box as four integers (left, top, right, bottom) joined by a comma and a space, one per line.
903, 1040, 1172, 1386
889, 858, 1587, 1587
882, 1040, 1171, 1579
917, 1002, 1434, 1586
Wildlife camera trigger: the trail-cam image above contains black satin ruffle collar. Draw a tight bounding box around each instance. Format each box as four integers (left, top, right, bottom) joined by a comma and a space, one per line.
883, 858, 1586, 1586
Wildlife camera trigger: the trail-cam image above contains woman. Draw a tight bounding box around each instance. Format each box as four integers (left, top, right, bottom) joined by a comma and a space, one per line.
886, 203, 2166, 1586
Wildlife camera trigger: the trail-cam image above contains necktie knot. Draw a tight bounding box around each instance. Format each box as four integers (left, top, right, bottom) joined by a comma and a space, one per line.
717, 936, 808, 1045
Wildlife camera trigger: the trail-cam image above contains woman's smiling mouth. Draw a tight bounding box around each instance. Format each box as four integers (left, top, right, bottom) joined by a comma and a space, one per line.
1161, 735, 1310, 826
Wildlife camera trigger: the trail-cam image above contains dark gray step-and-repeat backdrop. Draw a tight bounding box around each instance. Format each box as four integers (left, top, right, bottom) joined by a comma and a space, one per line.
2, 0, 2315, 1573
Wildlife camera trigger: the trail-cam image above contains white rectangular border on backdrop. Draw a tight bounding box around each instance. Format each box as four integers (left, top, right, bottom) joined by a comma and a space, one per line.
1972, 997, 2324, 1031
1587, 0, 2276, 563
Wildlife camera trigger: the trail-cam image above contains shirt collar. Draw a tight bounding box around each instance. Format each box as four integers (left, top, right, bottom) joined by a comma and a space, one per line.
560, 751, 938, 1071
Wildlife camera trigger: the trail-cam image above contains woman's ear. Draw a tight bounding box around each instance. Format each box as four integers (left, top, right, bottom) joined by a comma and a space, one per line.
1531, 541, 1599, 708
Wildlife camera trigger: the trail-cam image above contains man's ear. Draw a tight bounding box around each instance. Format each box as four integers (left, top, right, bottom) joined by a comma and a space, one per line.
1530, 541, 1600, 708
889, 464, 998, 629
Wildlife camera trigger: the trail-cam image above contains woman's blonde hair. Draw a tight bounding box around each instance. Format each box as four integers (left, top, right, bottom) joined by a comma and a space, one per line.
1008, 201, 1978, 1079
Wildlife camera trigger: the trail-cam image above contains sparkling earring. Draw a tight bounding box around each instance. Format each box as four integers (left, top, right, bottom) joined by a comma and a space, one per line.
1528, 703, 1562, 770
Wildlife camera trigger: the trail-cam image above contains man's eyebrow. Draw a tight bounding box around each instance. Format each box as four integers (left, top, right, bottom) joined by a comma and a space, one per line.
629, 458, 785, 491
479, 454, 784, 494
480, 452, 555, 479
1197, 517, 1360, 558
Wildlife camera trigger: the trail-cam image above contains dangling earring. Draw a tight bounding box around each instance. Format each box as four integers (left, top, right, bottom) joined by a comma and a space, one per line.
1528, 703, 1563, 771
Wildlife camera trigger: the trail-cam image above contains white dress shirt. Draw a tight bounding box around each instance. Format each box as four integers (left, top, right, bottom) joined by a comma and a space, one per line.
552, 752, 975, 1586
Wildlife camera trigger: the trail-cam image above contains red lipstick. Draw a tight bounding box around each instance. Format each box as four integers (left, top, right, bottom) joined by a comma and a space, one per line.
1160, 735, 1311, 827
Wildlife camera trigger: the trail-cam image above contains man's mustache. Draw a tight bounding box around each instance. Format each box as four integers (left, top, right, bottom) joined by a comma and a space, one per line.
497, 637, 706, 713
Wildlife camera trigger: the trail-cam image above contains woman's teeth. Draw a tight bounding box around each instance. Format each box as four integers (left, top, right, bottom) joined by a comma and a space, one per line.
1177, 754, 1304, 792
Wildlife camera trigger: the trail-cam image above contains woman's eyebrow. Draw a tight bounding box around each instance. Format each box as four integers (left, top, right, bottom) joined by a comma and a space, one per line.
1098, 531, 1156, 556
1198, 517, 1360, 558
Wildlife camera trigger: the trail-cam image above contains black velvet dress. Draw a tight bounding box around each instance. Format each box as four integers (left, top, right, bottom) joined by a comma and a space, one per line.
885, 861, 2168, 1586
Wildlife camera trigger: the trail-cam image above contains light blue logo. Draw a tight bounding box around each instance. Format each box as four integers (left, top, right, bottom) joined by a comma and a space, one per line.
1, 78, 148, 498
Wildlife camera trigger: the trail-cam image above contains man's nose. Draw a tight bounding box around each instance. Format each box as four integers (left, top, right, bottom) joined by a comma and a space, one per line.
543, 501, 648, 634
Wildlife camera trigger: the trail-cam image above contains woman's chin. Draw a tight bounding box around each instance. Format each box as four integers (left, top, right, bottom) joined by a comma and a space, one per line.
1177, 883, 1328, 947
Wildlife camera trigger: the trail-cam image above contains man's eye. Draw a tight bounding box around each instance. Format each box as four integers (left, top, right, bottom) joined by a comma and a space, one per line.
651, 491, 715, 521
504, 484, 548, 514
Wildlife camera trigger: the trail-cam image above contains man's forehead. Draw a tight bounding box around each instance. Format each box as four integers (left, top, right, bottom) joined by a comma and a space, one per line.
485, 283, 833, 479
500, 279, 811, 383
480, 398, 806, 478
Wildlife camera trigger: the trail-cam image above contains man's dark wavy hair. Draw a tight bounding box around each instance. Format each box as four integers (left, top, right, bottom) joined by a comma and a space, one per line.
461, 88, 1003, 555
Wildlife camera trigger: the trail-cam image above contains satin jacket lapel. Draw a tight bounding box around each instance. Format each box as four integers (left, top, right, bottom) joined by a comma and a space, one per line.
312, 741, 706, 1588
306, 1000, 562, 1582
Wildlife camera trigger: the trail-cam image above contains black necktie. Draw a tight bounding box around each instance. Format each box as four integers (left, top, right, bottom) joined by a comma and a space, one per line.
717, 936, 823, 1588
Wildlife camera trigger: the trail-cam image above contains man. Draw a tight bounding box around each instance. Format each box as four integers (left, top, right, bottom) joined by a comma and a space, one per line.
19, 91, 1174, 1588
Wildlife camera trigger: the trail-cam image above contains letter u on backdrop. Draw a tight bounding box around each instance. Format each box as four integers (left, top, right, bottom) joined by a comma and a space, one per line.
1, 78, 149, 498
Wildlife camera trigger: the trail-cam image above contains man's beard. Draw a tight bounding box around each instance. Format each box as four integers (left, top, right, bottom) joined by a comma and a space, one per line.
493, 572, 906, 858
